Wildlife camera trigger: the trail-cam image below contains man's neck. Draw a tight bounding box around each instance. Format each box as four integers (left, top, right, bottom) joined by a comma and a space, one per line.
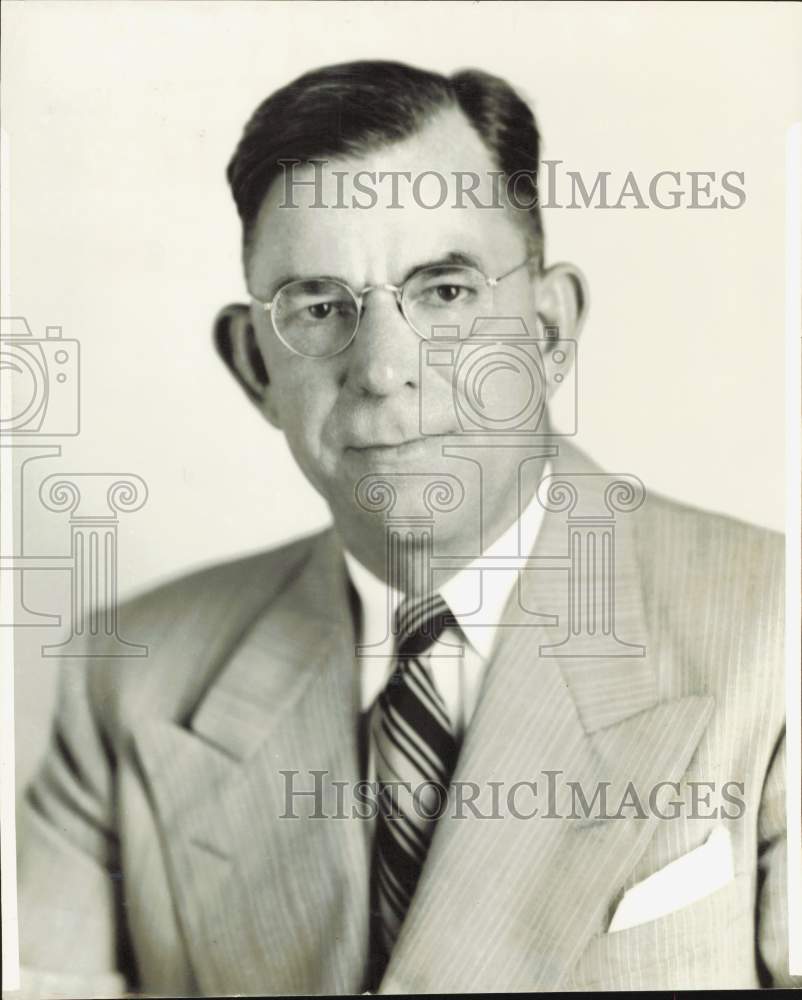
336, 462, 547, 595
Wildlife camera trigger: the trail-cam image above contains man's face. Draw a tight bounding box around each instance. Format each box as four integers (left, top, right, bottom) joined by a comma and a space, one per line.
242, 108, 585, 568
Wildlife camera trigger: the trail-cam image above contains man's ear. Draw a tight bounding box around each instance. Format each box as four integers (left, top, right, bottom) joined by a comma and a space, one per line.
532, 262, 588, 410
534, 262, 589, 342
213, 303, 279, 424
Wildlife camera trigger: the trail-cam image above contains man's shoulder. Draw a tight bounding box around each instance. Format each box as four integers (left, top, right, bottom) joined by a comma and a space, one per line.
123, 528, 324, 622
638, 488, 783, 586
630, 487, 785, 764
82, 527, 332, 729
557, 442, 783, 585
635, 490, 784, 683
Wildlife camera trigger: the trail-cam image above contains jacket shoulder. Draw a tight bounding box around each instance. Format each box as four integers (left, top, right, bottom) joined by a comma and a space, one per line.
638, 490, 783, 583
82, 529, 326, 731
123, 530, 319, 619
636, 491, 784, 688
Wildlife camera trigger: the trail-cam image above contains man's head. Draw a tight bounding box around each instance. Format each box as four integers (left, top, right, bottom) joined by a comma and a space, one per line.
227, 61, 544, 268
219, 60, 587, 581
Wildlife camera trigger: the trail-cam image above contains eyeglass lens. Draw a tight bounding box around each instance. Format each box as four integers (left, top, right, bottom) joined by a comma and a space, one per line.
271, 266, 493, 358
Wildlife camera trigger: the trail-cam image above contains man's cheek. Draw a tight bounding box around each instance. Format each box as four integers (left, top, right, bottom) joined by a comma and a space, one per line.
273, 374, 309, 424
279, 395, 330, 466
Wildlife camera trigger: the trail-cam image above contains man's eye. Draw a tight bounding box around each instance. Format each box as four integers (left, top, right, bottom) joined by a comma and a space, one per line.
307, 302, 334, 320
305, 300, 354, 320
420, 283, 472, 305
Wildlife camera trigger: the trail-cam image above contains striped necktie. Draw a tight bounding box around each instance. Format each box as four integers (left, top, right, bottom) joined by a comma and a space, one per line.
371, 591, 459, 961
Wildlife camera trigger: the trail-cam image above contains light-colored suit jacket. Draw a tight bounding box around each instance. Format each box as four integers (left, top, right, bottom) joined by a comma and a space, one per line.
17, 445, 796, 994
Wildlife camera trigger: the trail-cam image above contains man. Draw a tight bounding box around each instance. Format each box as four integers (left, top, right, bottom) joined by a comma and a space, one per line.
17, 60, 795, 993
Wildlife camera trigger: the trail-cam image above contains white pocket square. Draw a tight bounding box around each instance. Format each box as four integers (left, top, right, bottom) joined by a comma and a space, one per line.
608, 825, 735, 933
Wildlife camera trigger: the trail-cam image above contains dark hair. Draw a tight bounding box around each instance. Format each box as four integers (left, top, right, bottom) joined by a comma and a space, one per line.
226, 60, 543, 256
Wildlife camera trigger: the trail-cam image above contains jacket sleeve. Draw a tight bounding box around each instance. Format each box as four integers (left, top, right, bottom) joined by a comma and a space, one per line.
755, 729, 801, 988
16, 657, 131, 996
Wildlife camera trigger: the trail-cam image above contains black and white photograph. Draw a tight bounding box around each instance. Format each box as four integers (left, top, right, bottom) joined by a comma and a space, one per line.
1, 1, 800, 994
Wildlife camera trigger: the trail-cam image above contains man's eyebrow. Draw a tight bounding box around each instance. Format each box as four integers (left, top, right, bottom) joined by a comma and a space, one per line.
259, 251, 486, 297
263, 273, 343, 296
398, 251, 485, 283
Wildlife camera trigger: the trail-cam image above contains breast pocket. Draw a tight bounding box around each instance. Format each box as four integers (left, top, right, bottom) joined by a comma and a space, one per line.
567, 873, 757, 990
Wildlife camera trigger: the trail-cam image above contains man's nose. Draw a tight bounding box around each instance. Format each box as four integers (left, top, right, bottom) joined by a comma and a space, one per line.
343, 291, 420, 397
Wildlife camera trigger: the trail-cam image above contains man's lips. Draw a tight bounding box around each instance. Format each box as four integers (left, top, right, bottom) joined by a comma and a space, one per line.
343, 434, 449, 454
346, 437, 426, 451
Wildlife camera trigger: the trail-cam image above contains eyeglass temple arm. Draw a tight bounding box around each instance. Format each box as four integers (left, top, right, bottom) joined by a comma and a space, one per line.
488, 253, 540, 287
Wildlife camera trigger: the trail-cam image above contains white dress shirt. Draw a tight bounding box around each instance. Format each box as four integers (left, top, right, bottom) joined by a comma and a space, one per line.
344, 465, 549, 747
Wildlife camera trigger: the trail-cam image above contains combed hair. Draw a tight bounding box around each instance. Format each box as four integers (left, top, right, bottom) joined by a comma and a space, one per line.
226, 60, 543, 253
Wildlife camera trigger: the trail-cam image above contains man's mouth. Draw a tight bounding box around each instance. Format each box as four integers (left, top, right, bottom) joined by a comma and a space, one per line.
344, 433, 448, 457
347, 436, 425, 452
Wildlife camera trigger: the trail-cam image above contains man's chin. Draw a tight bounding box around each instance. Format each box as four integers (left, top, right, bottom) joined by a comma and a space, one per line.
332, 441, 473, 536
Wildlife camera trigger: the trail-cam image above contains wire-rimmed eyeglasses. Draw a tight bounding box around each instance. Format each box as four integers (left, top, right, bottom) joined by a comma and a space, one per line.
251, 255, 537, 359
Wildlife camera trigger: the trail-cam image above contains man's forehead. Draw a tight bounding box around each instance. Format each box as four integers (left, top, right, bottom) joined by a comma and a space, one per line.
248, 202, 525, 290
248, 108, 528, 286
268, 107, 503, 207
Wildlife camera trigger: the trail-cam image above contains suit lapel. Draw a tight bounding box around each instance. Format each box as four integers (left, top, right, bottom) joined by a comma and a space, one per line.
134, 532, 372, 995
133, 445, 715, 994
380, 444, 715, 992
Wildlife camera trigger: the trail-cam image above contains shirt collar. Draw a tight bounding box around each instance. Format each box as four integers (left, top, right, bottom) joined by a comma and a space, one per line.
343, 546, 403, 647
343, 461, 550, 661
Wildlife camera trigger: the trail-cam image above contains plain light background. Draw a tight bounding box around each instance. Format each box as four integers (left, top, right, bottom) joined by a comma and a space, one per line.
3, 0, 800, 789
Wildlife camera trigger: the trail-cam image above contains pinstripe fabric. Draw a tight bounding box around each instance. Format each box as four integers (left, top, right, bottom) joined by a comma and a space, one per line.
16, 442, 798, 994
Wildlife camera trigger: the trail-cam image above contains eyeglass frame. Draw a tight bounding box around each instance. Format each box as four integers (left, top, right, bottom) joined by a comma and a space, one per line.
250, 253, 540, 359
